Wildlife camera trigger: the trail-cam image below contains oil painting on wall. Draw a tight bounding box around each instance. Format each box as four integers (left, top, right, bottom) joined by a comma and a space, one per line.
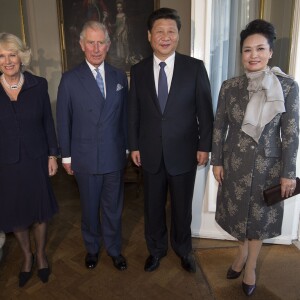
58, 0, 158, 72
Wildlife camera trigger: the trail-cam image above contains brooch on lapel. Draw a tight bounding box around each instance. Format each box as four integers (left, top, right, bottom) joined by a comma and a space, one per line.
116, 84, 123, 91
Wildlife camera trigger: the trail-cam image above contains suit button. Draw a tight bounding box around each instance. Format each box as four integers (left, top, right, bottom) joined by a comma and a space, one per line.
251, 145, 255, 149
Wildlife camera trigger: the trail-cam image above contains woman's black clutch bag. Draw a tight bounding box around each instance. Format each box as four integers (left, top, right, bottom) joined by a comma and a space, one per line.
263, 177, 300, 206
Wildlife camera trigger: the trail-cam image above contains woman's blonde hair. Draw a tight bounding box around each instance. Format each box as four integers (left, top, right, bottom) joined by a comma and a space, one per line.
0, 33, 31, 67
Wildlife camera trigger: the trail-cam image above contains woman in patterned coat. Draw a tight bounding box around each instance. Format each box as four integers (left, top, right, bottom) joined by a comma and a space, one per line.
211, 19, 299, 296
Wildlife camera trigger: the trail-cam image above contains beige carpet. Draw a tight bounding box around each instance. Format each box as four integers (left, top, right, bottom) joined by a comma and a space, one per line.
195, 244, 300, 300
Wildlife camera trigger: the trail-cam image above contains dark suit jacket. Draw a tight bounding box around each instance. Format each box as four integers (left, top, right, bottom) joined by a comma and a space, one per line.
56, 61, 128, 174
128, 52, 214, 175
0, 71, 58, 164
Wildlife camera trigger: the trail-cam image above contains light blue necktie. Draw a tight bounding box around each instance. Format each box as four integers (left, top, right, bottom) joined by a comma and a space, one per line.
158, 62, 168, 113
95, 68, 105, 97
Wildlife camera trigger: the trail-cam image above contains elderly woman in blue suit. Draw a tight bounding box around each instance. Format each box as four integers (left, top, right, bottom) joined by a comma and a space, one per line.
0, 33, 59, 287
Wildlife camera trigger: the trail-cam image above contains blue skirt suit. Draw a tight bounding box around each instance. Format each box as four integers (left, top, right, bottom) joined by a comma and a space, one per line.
0, 72, 59, 233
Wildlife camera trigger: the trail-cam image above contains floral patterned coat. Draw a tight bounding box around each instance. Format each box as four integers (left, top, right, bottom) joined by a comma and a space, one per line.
211, 74, 299, 240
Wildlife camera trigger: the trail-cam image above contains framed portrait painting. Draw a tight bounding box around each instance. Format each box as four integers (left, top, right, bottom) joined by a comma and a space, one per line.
0, 0, 25, 43
57, 0, 159, 73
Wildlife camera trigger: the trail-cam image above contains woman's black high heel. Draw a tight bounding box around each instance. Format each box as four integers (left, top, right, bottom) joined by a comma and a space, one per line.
37, 257, 50, 283
242, 281, 256, 296
226, 263, 245, 279
19, 254, 34, 287
242, 269, 256, 296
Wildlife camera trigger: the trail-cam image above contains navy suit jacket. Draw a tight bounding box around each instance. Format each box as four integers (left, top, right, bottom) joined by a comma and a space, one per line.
0, 72, 58, 164
56, 61, 128, 174
128, 53, 214, 175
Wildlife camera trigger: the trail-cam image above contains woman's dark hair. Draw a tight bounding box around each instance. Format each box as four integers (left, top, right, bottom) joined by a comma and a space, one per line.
240, 19, 276, 53
147, 7, 181, 32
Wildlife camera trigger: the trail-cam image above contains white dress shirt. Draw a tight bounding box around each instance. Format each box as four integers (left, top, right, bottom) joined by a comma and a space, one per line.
153, 52, 175, 96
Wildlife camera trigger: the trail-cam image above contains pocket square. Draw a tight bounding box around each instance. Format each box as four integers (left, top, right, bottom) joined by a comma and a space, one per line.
116, 84, 123, 91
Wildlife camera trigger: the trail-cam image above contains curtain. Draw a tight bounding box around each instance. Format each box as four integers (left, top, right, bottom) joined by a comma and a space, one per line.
206, 0, 259, 212
209, 0, 259, 112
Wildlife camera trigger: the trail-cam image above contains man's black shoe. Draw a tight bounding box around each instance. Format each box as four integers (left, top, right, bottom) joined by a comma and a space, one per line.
180, 253, 196, 273
85, 253, 99, 269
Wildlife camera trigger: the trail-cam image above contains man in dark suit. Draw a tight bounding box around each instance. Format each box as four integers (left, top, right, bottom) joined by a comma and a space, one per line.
128, 8, 214, 273
57, 21, 128, 271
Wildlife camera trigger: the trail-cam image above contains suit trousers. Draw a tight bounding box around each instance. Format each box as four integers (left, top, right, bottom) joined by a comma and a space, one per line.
74, 170, 124, 256
143, 159, 197, 258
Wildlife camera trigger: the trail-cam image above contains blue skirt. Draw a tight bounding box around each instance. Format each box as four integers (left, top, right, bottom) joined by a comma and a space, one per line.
0, 147, 58, 233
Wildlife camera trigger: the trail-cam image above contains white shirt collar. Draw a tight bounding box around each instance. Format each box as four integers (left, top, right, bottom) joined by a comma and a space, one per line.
85, 59, 105, 76
153, 52, 175, 67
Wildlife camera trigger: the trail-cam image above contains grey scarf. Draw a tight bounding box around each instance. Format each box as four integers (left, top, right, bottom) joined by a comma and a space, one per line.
242, 66, 290, 143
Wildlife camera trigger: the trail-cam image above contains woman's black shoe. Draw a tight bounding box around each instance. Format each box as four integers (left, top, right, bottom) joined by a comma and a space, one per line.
242, 281, 256, 296
226, 266, 243, 279
19, 254, 34, 287
37, 256, 50, 283
38, 267, 50, 283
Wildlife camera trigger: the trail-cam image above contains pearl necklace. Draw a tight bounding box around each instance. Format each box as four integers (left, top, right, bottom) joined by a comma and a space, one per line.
1, 73, 24, 90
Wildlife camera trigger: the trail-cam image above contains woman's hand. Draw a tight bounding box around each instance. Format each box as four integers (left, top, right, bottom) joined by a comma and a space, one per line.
280, 177, 297, 198
213, 166, 224, 185
48, 156, 58, 176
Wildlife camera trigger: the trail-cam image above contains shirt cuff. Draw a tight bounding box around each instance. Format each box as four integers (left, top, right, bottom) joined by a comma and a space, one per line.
62, 157, 71, 163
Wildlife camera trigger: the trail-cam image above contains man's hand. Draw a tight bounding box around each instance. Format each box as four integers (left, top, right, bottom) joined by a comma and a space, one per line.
197, 151, 209, 166
131, 151, 141, 167
62, 163, 74, 175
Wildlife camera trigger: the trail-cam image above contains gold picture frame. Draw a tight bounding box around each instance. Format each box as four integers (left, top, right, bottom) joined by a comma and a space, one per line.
57, 0, 159, 73
0, 0, 26, 45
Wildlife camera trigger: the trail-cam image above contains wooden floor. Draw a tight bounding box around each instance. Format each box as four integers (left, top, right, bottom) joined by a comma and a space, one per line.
0, 168, 214, 300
